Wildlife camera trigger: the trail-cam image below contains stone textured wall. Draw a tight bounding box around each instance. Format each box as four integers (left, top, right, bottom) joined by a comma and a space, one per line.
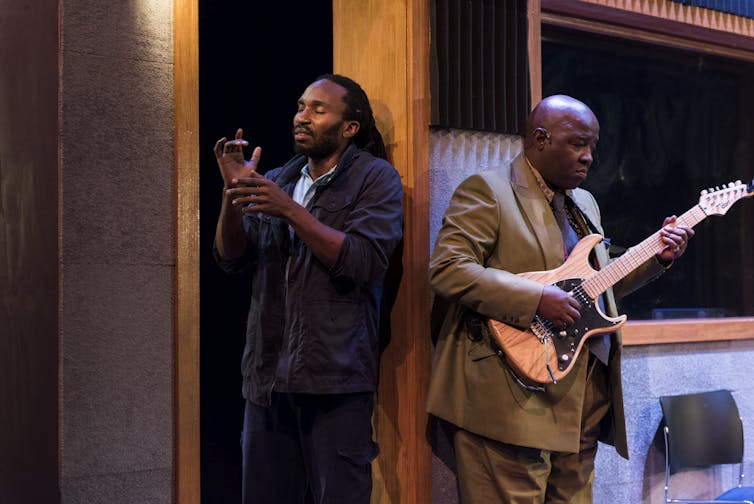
428, 128, 754, 503
59, 1, 175, 502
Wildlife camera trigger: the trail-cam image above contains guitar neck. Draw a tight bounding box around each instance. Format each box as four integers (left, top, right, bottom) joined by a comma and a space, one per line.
581, 205, 707, 298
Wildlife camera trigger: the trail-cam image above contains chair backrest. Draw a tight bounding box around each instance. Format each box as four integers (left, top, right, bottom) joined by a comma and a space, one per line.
660, 389, 744, 474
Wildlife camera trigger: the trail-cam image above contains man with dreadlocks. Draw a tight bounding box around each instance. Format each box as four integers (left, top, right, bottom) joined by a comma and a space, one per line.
213, 74, 403, 504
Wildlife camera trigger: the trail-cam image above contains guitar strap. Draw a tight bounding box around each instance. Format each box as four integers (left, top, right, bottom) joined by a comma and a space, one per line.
566, 194, 612, 365
571, 196, 618, 256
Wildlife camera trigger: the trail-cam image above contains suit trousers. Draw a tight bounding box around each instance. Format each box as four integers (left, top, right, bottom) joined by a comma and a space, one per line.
454, 354, 611, 504
241, 391, 379, 504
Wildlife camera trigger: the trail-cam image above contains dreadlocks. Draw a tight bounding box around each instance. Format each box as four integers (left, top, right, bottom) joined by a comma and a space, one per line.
316, 73, 388, 161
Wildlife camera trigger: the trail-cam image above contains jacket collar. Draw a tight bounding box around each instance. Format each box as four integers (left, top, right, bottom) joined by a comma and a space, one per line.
276, 143, 361, 188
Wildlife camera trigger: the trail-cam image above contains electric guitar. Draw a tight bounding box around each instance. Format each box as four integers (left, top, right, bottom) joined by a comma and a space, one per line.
487, 179, 754, 386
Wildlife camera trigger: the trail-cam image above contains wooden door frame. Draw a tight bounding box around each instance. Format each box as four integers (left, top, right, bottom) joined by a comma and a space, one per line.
174, 0, 200, 502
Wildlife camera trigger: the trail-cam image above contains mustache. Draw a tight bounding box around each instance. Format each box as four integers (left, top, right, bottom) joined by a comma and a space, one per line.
293, 125, 313, 136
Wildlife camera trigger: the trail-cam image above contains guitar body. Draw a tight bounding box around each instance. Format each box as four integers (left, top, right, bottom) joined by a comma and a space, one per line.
487, 234, 627, 385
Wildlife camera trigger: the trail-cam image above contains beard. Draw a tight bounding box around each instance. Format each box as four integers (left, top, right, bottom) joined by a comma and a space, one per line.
292, 121, 343, 160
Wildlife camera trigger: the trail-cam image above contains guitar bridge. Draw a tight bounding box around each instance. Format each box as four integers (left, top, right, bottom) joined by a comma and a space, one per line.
531, 317, 551, 344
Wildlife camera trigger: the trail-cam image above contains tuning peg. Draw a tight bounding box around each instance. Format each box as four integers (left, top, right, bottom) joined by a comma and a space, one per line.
700, 189, 708, 195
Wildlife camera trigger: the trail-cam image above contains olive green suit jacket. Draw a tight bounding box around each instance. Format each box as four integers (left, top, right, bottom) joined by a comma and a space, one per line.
427, 153, 666, 458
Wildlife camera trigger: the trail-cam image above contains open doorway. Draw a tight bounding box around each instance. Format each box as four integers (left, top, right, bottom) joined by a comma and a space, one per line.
198, 2, 332, 501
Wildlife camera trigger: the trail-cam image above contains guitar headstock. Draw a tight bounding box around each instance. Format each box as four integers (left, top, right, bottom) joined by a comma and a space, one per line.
698, 179, 754, 216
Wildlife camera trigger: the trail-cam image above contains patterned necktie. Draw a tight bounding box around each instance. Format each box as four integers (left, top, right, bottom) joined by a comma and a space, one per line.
551, 192, 579, 258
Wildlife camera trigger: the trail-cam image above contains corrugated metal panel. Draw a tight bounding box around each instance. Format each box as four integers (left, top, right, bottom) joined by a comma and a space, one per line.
431, 0, 530, 134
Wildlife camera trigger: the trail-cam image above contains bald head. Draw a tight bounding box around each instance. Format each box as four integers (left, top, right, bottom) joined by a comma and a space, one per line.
525, 95, 598, 142
524, 95, 600, 190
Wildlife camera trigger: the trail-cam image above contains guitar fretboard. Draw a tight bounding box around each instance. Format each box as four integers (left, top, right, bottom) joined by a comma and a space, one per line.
581, 205, 707, 298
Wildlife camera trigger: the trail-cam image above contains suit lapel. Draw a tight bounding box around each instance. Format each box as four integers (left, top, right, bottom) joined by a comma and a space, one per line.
509, 155, 565, 269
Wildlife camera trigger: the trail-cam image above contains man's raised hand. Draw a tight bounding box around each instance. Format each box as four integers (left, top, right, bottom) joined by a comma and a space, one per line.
213, 128, 262, 187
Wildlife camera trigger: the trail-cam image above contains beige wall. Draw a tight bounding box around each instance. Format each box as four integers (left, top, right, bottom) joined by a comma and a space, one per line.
58, 1, 176, 502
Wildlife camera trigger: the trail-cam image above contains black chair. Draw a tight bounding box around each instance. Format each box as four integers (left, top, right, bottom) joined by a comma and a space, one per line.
660, 389, 754, 504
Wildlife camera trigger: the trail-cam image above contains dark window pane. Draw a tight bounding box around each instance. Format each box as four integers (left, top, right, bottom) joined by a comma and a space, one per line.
543, 26, 754, 320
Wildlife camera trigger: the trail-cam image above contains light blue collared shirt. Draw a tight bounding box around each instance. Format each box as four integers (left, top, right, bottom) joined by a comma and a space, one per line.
289, 164, 337, 243
291, 164, 337, 208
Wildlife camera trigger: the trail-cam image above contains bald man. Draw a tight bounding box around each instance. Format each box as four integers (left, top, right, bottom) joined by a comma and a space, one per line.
427, 95, 693, 503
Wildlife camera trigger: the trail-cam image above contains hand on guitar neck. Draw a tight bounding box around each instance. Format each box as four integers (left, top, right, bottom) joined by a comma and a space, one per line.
656, 215, 695, 264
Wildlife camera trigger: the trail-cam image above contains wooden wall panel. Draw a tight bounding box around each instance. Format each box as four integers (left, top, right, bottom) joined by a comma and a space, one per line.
174, 0, 200, 502
333, 1, 432, 503
528, 0, 542, 106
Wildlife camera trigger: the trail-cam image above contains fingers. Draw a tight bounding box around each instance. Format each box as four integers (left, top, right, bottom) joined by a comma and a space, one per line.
229, 128, 247, 149
226, 186, 259, 208
539, 285, 581, 329
226, 177, 269, 197
216, 129, 250, 157
230, 193, 256, 207
562, 299, 581, 326
223, 138, 249, 154
556, 290, 581, 328
227, 185, 273, 213
233, 172, 267, 186
661, 222, 693, 243
554, 309, 579, 330
250, 146, 262, 168
659, 218, 694, 258
661, 237, 682, 256
213, 137, 227, 158
661, 215, 677, 227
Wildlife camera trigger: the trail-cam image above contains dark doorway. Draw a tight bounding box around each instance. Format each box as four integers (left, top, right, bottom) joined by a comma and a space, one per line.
198, 3, 332, 502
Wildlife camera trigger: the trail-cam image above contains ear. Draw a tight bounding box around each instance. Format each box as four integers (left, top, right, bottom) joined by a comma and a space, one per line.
532, 128, 550, 150
342, 120, 360, 139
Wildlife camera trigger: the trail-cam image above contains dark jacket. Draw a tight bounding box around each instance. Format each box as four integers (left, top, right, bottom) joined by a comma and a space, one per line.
216, 144, 404, 405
